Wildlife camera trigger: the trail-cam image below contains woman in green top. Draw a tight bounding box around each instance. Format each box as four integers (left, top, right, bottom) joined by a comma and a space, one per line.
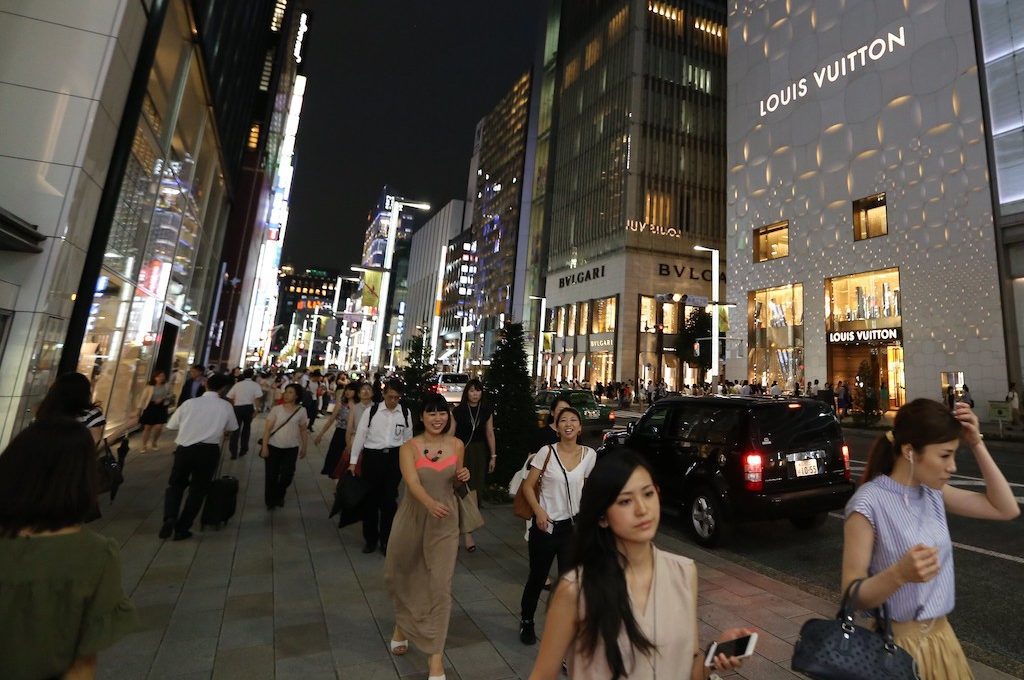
0, 419, 138, 679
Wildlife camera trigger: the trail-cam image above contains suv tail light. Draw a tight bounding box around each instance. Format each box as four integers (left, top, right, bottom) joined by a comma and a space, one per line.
743, 453, 764, 492
841, 444, 851, 481
608, 411, 616, 422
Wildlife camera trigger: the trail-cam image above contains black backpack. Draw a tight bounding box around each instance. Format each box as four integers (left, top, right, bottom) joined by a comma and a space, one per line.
367, 401, 410, 428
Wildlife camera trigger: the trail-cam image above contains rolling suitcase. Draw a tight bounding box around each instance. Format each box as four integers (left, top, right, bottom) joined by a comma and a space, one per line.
201, 441, 238, 529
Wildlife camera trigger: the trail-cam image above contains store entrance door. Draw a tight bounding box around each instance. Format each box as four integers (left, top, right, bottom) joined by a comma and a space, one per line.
154, 319, 179, 378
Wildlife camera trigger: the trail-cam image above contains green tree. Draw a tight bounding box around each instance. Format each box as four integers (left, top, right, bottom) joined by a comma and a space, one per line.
675, 307, 712, 376
484, 322, 536, 488
400, 333, 436, 420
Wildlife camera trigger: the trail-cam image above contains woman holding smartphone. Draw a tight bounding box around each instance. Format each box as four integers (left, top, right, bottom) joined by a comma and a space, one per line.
518, 407, 597, 646
842, 400, 1019, 679
529, 451, 751, 679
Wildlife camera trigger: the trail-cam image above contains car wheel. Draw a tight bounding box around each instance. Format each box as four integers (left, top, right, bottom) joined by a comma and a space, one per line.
687, 487, 725, 547
789, 513, 828, 530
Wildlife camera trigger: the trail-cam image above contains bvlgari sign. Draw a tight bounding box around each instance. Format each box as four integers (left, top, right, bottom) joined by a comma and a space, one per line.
559, 265, 607, 288
827, 328, 902, 344
759, 26, 907, 118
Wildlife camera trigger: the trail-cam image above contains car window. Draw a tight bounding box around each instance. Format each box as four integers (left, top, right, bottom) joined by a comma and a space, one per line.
441, 374, 469, 384
635, 406, 670, 439
751, 403, 838, 449
673, 406, 740, 444
568, 392, 596, 406
535, 393, 551, 407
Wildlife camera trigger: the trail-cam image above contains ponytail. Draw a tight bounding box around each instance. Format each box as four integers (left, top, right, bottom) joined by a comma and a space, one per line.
860, 399, 961, 484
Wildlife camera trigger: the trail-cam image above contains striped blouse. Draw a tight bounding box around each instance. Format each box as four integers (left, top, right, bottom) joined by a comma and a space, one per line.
844, 474, 955, 621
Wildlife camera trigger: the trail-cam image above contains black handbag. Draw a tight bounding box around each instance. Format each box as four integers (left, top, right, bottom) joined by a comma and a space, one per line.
96, 439, 124, 496
330, 471, 367, 527
791, 579, 919, 680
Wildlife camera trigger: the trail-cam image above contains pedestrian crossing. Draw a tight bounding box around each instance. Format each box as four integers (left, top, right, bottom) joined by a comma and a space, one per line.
847, 462, 1024, 504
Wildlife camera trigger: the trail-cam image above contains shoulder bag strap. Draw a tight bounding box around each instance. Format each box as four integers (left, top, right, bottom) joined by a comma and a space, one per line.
551, 444, 576, 519
268, 406, 301, 441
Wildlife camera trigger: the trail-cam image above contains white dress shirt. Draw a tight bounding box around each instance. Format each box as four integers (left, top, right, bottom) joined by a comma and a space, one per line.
349, 403, 413, 465
166, 391, 238, 446
227, 379, 264, 406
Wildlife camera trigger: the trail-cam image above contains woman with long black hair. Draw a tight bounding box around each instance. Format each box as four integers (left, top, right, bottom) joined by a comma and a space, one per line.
36, 372, 106, 445
841, 400, 1018, 679
518, 406, 596, 646
315, 382, 357, 477
528, 451, 751, 679
137, 369, 172, 452
452, 378, 495, 551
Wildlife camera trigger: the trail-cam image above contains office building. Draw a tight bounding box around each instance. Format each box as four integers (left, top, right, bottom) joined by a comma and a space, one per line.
725, 0, 1013, 406
438, 228, 479, 372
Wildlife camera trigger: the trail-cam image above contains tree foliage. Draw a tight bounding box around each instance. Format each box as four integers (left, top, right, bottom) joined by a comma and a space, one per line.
483, 323, 537, 488
675, 307, 712, 374
400, 333, 436, 420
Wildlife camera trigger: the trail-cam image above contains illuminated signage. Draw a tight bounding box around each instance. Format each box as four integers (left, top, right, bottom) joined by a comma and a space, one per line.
657, 264, 726, 283
625, 219, 681, 239
558, 266, 606, 288
294, 12, 309, 63
827, 328, 902, 344
759, 26, 907, 118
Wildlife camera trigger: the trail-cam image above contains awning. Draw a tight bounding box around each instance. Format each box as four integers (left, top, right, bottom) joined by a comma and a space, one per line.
0, 206, 44, 253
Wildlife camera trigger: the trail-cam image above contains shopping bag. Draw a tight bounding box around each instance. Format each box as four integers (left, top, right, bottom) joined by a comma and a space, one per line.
458, 489, 485, 534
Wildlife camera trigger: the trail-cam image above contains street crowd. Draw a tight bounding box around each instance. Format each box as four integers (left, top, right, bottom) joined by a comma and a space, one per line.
0, 363, 1019, 679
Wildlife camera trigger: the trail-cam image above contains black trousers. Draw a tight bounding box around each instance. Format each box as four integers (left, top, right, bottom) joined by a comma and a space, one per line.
520, 520, 575, 620
230, 404, 255, 456
163, 443, 220, 533
360, 447, 401, 548
305, 398, 318, 431
264, 445, 299, 507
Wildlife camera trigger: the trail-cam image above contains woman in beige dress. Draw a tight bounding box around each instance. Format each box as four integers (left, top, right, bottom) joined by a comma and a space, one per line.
529, 451, 753, 680
384, 393, 470, 680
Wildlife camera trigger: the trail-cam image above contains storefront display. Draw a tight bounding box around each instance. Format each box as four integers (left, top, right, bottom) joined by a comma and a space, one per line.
747, 283, 803, 388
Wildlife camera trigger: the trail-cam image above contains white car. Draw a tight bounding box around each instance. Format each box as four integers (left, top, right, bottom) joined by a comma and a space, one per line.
432, 373, 470, 404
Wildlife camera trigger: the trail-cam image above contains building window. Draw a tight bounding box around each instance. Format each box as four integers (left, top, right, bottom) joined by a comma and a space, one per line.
592, 297, 617, 333
747, 283, 804, 388
753, 220, 789, 262
566, 303, 577, 336
853, 193, 887, 240
825, 267, 901, 331
248, 124, 260, 149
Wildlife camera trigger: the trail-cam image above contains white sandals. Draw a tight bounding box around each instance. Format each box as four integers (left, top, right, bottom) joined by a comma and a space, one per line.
389, 638, 409, 655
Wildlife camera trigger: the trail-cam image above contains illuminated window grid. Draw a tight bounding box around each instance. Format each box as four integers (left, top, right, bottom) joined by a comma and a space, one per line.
753, 220, 789, 262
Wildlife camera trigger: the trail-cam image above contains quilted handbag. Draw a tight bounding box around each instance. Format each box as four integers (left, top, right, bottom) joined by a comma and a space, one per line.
791, 579, 919, 680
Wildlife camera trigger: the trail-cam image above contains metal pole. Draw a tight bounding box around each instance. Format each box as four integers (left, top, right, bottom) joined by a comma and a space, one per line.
536, 297, 546, 381
710, 248, 720, 388
370, 201, 401, 371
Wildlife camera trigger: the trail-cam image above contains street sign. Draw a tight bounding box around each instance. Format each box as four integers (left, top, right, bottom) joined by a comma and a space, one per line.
686, 295, 709, 307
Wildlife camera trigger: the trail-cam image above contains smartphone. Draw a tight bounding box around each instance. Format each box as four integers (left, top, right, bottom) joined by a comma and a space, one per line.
704, 633, 757, 667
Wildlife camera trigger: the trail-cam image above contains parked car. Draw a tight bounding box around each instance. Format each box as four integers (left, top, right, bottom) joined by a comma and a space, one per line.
431, 372, 470, 404
534, 389, 615, 441
599, 395, 853, 546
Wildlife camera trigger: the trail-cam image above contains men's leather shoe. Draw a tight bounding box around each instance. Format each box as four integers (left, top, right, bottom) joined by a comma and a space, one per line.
158, 521, 174, 539
361, 543, 376, 554
172, 530, 193, 541
519, 619, 537, 645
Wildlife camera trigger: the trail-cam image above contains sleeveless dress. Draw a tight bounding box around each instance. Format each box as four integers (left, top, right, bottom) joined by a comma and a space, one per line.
383, 451, 460, 655
567, 547, 699, 679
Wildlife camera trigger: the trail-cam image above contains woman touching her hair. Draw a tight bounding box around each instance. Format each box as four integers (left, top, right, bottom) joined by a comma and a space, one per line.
529, 451, 752, 680
842, 399, 1019, 679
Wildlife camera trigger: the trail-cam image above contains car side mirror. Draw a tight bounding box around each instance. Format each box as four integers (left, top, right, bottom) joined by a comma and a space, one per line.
626, 421, 635, 435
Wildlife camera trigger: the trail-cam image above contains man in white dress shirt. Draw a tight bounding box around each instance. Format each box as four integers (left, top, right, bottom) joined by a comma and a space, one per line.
227, 369, 264, 458
160, 373, 238, 541
349, 379, 412, 554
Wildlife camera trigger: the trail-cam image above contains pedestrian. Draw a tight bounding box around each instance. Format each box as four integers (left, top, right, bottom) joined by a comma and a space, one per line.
305, 371, 323, 431
959, 384, 974, 408
36, 372, 106, 445
945, 385, 956, 410
879, 382, 889, 413
260, 383, 309, 509
842, 399, 1019, 680
518, 406, 597, 646
137, 369, 173, 452
384, 394, 470, 680
348, 379, 413, 554
176, 364, 206, 406
528, 451, 753, 679
160, 373, 238, 541
836, 381, 849, 416
0, 419, 139, 679
345, 381, 375, 454
769, 380, 781, 397
1007, 382, 1020, 427
227, 369, 263, 459
315, 382, 356, 477
453, 378, 495, 552
808, 378, 819, 397
739, 380, 751, 396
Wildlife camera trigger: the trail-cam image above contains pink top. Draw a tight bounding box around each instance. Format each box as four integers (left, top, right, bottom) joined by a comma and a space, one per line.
415, 453, 457, 472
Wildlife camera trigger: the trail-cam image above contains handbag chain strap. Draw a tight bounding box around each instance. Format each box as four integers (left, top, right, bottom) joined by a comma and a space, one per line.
841, 579, 898, 649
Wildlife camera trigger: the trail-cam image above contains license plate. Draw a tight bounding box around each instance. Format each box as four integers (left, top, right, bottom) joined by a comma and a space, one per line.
795, 459, 819, 477
584, 409, 599, 419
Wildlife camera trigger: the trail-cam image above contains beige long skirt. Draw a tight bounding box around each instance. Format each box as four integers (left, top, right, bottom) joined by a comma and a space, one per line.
891, 617, 973, 680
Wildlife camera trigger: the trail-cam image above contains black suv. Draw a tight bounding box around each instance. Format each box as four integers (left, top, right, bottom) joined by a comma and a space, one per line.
599, 396, 854, 546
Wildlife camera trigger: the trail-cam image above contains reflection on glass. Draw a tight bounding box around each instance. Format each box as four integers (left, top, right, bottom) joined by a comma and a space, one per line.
104, 127, 160, 279
826, 267, 900, 331
77, 274, 134, 416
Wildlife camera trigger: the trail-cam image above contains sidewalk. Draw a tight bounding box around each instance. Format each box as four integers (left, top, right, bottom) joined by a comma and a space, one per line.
92, 421, 1017, 679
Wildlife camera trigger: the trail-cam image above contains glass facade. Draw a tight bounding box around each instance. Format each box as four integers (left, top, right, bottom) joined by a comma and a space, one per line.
541, 295, 618, 386
825, 268, 901, 331
76, 0, 229, 432
747, 283, 803, 388
754, 220, 789, 262
852, 193, 888, 241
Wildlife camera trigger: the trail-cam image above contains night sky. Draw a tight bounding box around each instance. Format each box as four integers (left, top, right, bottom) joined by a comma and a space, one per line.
282, 1, 544, 271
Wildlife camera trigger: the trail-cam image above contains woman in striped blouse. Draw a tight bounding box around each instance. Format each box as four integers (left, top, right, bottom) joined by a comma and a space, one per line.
842, 399, 1019, 679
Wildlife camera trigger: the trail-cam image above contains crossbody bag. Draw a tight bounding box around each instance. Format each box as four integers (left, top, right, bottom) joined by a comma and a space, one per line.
258, 406, 301, 446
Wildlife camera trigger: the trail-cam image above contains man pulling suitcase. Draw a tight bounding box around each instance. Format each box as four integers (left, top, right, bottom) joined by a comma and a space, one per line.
160, 373, 238, 541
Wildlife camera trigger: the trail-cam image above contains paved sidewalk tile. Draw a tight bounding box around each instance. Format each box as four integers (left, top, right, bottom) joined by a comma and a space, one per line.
91, 423, 1013, 679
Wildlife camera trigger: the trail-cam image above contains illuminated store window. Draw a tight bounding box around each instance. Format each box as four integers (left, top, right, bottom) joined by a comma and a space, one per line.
640, 296, 658, 332
852, 193, 887, 241
753, 220, 789, 262
566, 303, 577, 336
747, 283, 803, 389
825, 267, 901, 331
556, 306, 566, 337
578, 301, 590, 335
592, 297, 617, 333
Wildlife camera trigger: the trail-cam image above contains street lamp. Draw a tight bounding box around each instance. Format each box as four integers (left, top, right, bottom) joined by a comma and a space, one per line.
370, 197, 430, 373
693, 245, 736, 389
529, 295, 547, 384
